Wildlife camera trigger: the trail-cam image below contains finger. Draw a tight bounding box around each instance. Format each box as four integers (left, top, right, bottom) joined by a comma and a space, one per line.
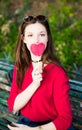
14, 123, 24, 127
35, 74, 43, 81
32, 70, 39, 77
12, 122, 20, 127
8, 124, 16, 130
33, 64, 38, 71
33, 62, 42, 73
33, 73, 42, 78
7, 122, 21, 129
32, 69, 39, 76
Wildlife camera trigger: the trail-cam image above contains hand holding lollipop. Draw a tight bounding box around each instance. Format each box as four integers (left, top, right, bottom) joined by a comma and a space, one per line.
30, 42, 45, 85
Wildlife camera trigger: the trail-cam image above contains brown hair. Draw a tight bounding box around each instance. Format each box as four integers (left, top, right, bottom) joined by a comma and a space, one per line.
15, 15, 59, 88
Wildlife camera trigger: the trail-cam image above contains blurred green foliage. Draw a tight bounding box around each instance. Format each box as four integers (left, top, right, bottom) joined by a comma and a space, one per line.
48, 2, 82, 69
0, 0, 82, 70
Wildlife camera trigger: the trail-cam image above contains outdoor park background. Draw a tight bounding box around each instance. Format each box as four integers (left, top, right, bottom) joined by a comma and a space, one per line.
0, 0, 82, 72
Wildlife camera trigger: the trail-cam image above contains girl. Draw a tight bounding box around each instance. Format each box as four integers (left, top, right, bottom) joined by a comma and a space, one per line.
8, 15, 74, 130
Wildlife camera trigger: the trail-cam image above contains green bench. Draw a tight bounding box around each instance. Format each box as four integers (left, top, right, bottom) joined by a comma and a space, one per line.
0, 60, 19, 130
69, 79, 82, 130
0, 60, 82, 130
67, 67, 82, 130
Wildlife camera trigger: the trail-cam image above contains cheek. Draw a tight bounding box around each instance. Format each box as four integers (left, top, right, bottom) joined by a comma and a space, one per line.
25, 43, 30, 50
24, 37, 29, 44
43, 38, 48, 48
24, 37, 32, 50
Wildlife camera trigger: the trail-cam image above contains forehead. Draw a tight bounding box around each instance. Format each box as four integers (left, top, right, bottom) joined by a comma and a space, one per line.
25, 22, 47, 33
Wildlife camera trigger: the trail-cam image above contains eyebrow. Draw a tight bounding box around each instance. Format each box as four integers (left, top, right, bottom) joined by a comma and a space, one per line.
40, 31, 46, 33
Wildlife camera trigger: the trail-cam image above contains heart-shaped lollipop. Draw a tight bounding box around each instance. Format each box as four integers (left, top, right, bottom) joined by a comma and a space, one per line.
30, 43, 45, 56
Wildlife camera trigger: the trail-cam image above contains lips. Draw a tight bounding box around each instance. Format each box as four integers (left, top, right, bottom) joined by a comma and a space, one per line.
30, 43, 45, 56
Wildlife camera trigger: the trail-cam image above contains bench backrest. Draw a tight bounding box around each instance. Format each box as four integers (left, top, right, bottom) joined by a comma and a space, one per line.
0, 60, 18, 130
0, 60, 13, 91
0, 60, 82, 130
69, 79, 82, 129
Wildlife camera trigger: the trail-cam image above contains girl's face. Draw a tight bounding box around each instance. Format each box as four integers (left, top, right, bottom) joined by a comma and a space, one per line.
23, 22, 48, 56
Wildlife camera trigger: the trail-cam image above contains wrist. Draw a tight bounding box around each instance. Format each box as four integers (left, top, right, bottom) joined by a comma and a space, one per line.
33, 80, 40, 86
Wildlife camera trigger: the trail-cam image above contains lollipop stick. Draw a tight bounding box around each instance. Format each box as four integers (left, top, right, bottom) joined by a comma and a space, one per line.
38, 57, 39, 72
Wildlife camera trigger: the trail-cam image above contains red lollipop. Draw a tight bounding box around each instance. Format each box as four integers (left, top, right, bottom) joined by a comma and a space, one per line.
30, 42, 45, 56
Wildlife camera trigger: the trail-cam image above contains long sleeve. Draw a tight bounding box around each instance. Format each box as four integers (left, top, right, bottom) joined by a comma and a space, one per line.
7, 66, 18, 112
52, 67, 72, 130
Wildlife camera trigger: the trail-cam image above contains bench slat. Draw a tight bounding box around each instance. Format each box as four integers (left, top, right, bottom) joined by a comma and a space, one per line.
0, 98, 7, 106
69, 90, 82, 99
0, 84, 10, 91
0, 91, 9, 98
71, 99, 82, 108
70, 83, 82, 92
0, 124, 9, 130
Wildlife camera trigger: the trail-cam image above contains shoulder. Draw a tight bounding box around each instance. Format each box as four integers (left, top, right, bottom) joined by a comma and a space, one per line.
48, 63, 66, 74
48, 63, 69, 80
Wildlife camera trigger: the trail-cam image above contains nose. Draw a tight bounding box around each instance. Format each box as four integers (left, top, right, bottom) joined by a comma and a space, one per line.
35, 35, 39, 44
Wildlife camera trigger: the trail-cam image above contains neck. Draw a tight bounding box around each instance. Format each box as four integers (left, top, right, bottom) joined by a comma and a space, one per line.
31, 53, 42, 63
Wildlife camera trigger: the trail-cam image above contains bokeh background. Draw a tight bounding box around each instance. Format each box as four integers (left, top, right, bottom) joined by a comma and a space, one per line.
0, 0, 82, 71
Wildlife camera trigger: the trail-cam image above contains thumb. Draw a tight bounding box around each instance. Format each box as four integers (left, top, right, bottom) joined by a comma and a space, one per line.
11, 122, 22, 127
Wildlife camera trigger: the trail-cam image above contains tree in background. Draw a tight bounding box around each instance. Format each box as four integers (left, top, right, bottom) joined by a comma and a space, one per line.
0, 0, 82, 70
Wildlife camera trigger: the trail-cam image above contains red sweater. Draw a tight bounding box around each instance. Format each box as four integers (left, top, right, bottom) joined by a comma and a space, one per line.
8, 63, 72, 130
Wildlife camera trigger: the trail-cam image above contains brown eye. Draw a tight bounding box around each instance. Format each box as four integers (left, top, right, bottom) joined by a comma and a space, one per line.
40, 34, 45, 37
27, 34, 33, 37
